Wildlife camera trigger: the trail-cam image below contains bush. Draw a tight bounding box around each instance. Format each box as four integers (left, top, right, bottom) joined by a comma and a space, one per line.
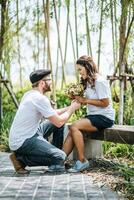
0, 112, 15, 152
112, 84, 133, 125
103, 142, 134, 158
56, 89, 86, 122
0, 86, 30, 151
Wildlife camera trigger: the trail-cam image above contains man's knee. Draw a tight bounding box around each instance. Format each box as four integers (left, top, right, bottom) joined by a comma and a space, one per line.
60, 150, 66, 161
50, 148, 66, 160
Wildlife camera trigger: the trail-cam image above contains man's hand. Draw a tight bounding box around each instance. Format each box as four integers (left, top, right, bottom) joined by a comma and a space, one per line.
70, 100, 81, 111
74, 96, 87, 104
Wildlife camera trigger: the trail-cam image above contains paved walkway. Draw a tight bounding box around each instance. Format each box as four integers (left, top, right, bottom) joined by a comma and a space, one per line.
0, 152, 124, 200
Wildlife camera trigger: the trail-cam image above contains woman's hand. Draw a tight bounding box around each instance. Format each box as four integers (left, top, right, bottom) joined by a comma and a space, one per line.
74, 96, 87, 104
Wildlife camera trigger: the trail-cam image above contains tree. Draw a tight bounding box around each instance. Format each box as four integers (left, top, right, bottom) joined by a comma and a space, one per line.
118, 0, 134, 124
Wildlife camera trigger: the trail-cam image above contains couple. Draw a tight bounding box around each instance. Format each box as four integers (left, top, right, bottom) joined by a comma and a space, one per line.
9, 55, 115, 174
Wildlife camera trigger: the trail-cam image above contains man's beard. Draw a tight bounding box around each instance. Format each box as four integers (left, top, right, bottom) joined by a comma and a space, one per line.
43, 83, 51, 93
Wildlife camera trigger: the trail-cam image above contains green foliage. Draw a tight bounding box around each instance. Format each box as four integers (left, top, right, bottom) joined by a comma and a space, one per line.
118, 164, 134, 199
0, 86, 30, 151
123, 88, 134, 125
56, 89, 71, 108
116, 164, 134, 199
119, 165, 134, 182
103, 142, 134, 158
112, 84, 133, 125
15, 87, 30, 101
0, 112, 15, 152
3, 86, 29, 113
3, 89, 16, 113
56, 89, 86, 122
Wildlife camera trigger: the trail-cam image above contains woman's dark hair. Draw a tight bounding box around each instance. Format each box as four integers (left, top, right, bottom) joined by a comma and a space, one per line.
76, 55, 98, 89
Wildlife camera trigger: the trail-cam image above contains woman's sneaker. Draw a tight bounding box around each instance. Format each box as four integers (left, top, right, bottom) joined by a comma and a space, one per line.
47, 165, 65, 172
68, 160, 89, 173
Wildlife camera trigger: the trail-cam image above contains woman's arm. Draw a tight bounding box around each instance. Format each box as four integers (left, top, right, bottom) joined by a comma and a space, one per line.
86, 98, 109, 107
74, 96, 109, 107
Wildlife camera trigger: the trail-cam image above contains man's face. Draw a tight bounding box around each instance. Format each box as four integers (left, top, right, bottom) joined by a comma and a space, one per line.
42, 76, 52, 93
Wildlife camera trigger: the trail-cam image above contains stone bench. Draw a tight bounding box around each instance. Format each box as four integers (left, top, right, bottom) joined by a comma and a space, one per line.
66, 125, 134, 159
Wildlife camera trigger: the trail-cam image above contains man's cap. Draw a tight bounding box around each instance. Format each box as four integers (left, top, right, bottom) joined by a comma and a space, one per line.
29, 69, 51, 84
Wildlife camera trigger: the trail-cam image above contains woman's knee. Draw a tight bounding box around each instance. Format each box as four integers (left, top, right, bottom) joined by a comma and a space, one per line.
69, 124, 78, 132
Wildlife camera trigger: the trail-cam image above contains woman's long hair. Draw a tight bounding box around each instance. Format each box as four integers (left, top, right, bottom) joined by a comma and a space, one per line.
76, 55, 98, 89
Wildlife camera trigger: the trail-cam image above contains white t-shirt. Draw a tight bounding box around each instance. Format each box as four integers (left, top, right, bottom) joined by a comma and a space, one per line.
85, 74, 115, 120
9, 90, 57, 151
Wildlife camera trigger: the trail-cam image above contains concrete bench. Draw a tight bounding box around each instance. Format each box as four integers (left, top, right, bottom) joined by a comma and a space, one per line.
66, 125, 134, 159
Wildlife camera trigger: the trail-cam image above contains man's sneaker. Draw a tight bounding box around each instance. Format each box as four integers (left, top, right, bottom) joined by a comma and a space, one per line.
47, 165, 65, 172
68, 160, 89, 173
10, 153, 29, 174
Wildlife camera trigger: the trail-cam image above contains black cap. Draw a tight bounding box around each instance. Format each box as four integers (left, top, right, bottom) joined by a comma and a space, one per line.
29, 69, 51, 84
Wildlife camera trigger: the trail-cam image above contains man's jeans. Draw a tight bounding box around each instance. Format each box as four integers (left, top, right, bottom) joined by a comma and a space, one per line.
37, 121, 64, 149
15, 121, 66, 167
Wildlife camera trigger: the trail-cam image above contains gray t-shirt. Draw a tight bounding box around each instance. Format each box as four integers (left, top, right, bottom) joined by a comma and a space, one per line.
9, 90, 56, 151
85, 74, 115, 120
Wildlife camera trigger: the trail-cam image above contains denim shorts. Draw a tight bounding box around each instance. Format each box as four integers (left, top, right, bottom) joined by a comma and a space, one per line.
85, 114, 114, 130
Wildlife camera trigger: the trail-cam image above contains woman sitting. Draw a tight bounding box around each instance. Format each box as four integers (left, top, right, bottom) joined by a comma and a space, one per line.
63, 55, 115, 173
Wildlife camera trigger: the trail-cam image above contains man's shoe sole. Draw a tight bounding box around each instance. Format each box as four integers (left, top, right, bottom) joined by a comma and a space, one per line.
10, 153, 29, 174
16, 168, 30, 174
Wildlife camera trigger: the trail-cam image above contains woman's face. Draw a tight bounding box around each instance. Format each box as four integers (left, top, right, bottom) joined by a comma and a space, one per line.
76, 64, 88, 80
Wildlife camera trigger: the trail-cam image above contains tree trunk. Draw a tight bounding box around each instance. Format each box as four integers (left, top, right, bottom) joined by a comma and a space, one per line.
74, 0, 78, 58
43, 0, 55, 100
0, 0, 6, 60
84, 0, 92, 57
110, 0, 116, 69
36, 0, 40, 69
42, 0, 47, 69
43, 27, 46, 68
16, 0, 23, 88
69, 18, 76, 61
53, 0, 66, 88
63, 0, 70, 73
113, 0, 118, 65
68, 17, 78, 81
0, 0, 7, 124
97, 0, 104, 70
118, 0, 129, 124
55, 0, 61, 87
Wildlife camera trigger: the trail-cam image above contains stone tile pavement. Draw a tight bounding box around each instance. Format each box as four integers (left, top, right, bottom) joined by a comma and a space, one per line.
0, 152, 124, 200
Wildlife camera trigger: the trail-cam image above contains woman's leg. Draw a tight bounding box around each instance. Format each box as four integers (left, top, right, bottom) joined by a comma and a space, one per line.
63, 118, 97, 162
62, 130, 74, 156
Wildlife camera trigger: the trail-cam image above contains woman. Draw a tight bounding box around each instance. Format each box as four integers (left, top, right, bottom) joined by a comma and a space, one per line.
63, 55, 115, 173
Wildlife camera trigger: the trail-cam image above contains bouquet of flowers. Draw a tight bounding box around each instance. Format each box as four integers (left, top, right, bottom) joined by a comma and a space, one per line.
65, 83, 84, 99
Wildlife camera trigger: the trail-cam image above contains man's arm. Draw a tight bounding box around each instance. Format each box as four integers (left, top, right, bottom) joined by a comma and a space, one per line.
56, 107, 69, 115
48, 101, 80, 128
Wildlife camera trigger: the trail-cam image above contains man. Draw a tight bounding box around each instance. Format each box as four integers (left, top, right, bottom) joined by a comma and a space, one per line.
9, 69, 80, 174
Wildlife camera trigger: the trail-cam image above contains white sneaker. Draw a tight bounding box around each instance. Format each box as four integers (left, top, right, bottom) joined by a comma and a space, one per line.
47, 165, 65, 172
68, 160, 89, 173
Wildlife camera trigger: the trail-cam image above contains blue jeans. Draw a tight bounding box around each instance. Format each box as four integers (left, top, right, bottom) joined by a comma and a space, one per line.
37, 121, 64, 149
15, 121, 66, 167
